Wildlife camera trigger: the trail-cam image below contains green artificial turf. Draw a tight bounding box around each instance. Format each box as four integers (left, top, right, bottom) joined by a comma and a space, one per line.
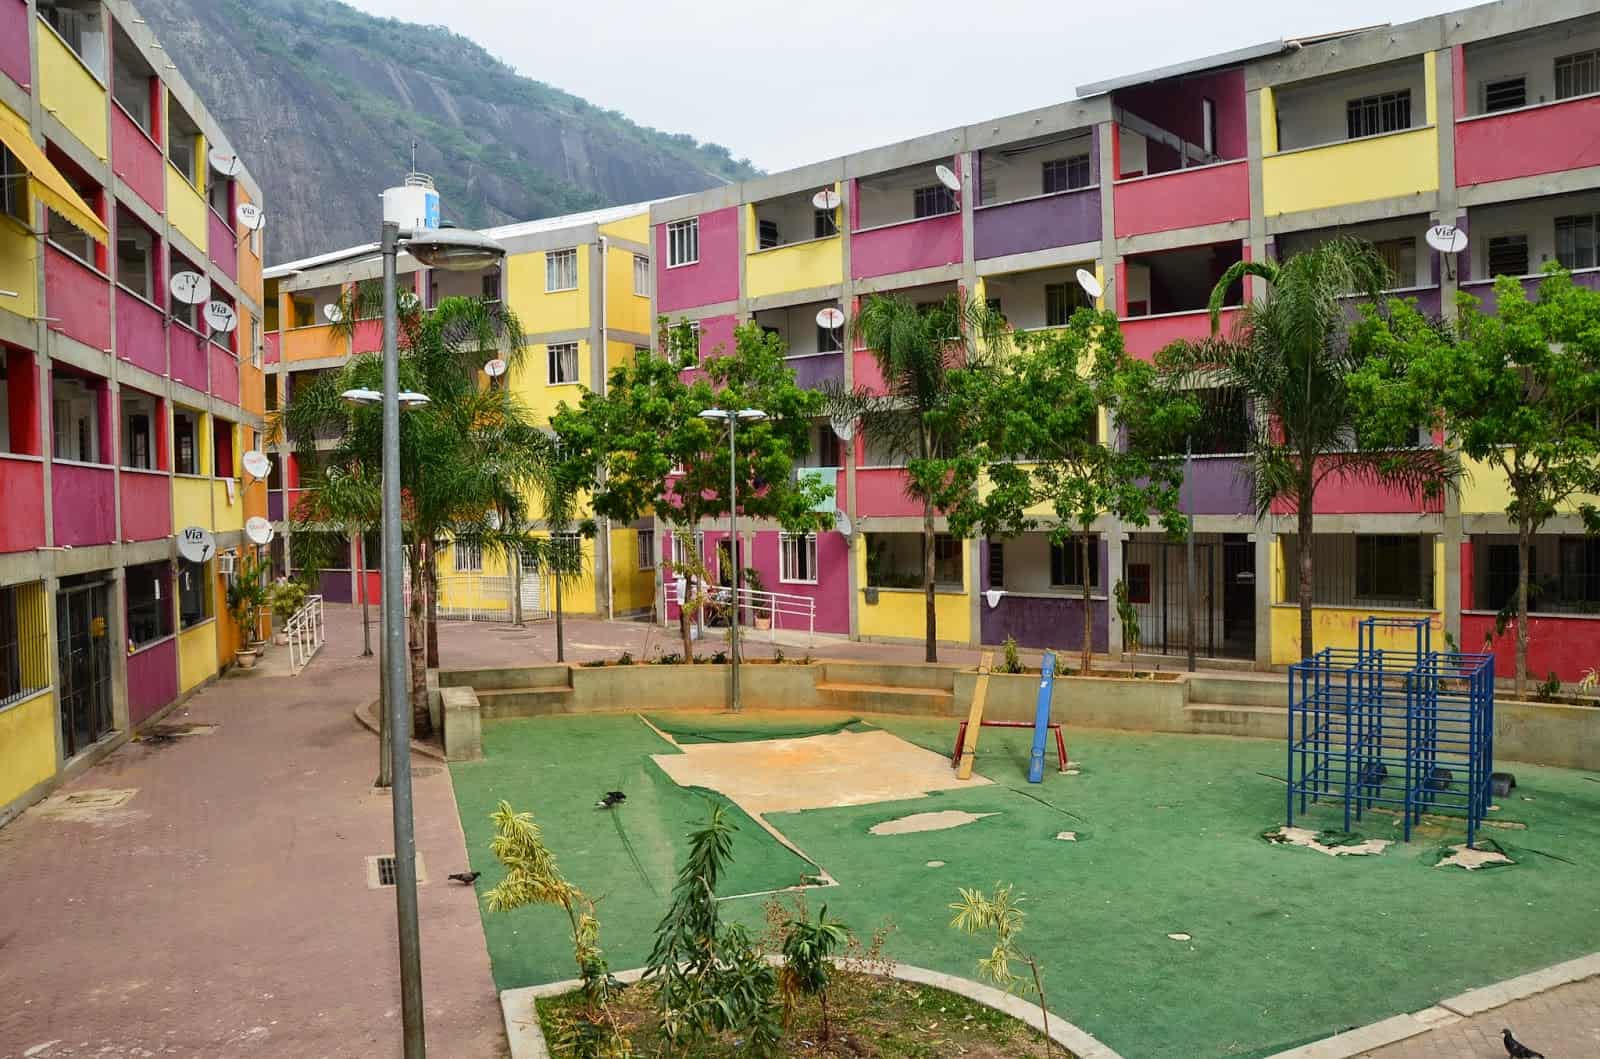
454, 712, 1600, 1059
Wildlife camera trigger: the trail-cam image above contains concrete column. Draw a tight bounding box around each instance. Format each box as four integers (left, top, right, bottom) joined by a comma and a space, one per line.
967, 537, 982, 646
1106, 530, 1124, 656
1434, 48, 1461, 324
840, 176, 861, 641
1095, 120, 1130, 658
1243, 88, 1271, 295
109, 567, 129, 732
588, 239, 612, 617
1253, 529, 1273, 669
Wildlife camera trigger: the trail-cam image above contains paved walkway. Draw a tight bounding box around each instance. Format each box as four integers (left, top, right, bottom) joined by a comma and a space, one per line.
1363, 977, 1600, 1057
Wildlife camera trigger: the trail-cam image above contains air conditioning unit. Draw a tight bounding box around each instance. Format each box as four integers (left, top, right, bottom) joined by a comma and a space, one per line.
218, 551, 237, 578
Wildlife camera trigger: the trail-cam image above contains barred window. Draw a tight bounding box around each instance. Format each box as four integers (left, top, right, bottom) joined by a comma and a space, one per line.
636, 529, 656, 571
987, 541, 1005, 589
814, 208, 838, 238
126, 561, 173, 648
547, 342, 579, 384
1045, 282, 1090, 326
912, 185, 957, 219
1041, 155, 1091, 194
1559, 538, 1600, 607
178, 558, 212, 628
0, 146, 26, 223
667, 219, 698, 267
1487, 234, 1529, 278
453, 541, 482, 572
1555, 214, 1598, 271
758, 219, 780, 249
780, 533, 818, 584
1356, 535, 1426, 603
1345, 90, 1412, 139
1049, 538, 1099, 589
1483, 77, 1526, 113
0, 582, 50, 708
1555, 49, 1600, 101
545, 248, 577, 292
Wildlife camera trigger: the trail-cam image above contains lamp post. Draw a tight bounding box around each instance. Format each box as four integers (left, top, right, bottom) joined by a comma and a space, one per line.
698, 407, 767, 712
1185, 433, 1196, 673
363, 220, 505, 1059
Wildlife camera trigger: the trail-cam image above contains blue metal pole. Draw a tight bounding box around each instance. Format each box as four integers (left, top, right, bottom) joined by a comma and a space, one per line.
1027, 651, 1057, 784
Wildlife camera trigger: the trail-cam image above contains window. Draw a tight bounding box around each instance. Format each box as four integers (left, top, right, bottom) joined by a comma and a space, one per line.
933, 535, 963, 586
780, 533, 818, 584
52, 376, 100, 463
1356, 535, 1427, 603
758, 219, 780, 249
41, 0, 105, 78
667, 218, 698, 267
987, 541, 1005, 589
1049, 538, 1099, 589
1127, 562, 1152, 604
1345, 90, 1411, 139
813, 208, 838, 238
481, 268, 501, 302
1041, 155, 1091, 195
1483, 543, 1528, 612
865, 532, 961, 589
633, 254, 650, 296
212, 418, 234, 477
1559, 538, 1600, 607
173, 409, 199, 475
207, 173, 231, 217
547, 342, 579, 384
1483, 77, 1527, 112
47, 155, 101, 266
1555, 214, 1598, 270
178, 558, 211, 628
0, 583, 49, 708
112, 36, 153, 132
979, 171, 997, 206
1372, 238, 1418, 289
167, 102, 201, 186
1, 146, 25, 224
546, 248, 577, 292
453, 540, 482, 572
1555, 49, 1600, 101
121, 391, 156, 470
116, 210, 154, 300
913, 185, 957, 219
1202, 97, 1218, 156
636, 529, 656, 571
1045, 282, 1090, 327
125, 562, 173, 647
1487, 234, 1529, 278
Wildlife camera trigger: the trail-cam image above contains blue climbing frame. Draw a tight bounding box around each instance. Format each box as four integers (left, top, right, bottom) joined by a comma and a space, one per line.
1287, 617, 1496, 847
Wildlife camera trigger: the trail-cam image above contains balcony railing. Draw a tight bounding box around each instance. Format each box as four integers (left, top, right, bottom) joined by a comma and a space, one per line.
0, 455, 46, 553
115, 286, 166, 376
1113, 160, 1248, 239
170, 324, 208, 391
45, 246, 111, 351
120, 467, 172, 541
1119, 306, 1240, 361
1458, 269, 1600, 314
1261, 127, 1438, 217
1456, 94, 1600, 188
851, 212, 962, 280
786, 351, 844, 391
52, 461, 116, 547
973, 186, 1101, 261
111, 104, 164, 211
746, 236, 843, 299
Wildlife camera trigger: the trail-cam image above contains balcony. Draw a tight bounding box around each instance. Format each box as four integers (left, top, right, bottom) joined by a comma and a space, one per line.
115, 286, 165, 375
973, 131, 1100, 260
120, 467, 172, 541
166, 163, 209, 252
1457, 95, 1600, 188
45, 245, 111, 351
1119, 306, 1239, 361
1118, 240, 1243, 359
657, 206, 740, 313
1458, 269, 1600, 315
52, 461, 116, 546
111, 105, 163, 210
173, 476, 212, 529
351, 318, 383, 355
268, 489, 284, 521
263, 332, 281, 365
36, 16, 107, 159
281, 322, 345, 363
208, 208, 236, 282
209, 345, 240, 405
1263, 128, 1438, 217
1114, 161, 1249, 239
980, 263, 1096, 333
1270, 453, 1445, 515
851, 160, 964, 280
1180, 456, 1253, 515
746, 188, 842, 299
0, 218, 37, 319
170, 324, 208, 391
855, 467, 922, 518
0, 456, 46, 553
212, 480, 244, 533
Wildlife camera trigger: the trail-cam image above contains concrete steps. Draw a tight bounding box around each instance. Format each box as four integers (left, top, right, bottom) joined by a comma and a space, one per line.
815, 681, 956, 715
1183, 702, 1286, 737
476, 682, 575, 718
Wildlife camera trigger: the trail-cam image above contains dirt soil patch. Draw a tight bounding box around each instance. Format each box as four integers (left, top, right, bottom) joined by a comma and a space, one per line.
1435, 843, 1514, 870
1266, 825, 1392, 857
536, 971, 1053, 1058
868, 810, 998, 836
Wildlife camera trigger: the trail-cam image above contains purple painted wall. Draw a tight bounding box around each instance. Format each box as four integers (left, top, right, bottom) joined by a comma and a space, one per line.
657, 207, 740, 312
973, 187, 1102, 261
317, 569, 353, 604
268, 490, 284, 521
127, 638, 179, 725
1458, 271, 1600, 314
52, 462, 116, 547
787, 352, 843, 391
170, 325, 208, 391
115, 287, 165, 375
851, 213, 962, 280
1183, 457, 1253, 515
978, 538, 1110, 651
0, 0, 28, 89
747, 530, 850, 635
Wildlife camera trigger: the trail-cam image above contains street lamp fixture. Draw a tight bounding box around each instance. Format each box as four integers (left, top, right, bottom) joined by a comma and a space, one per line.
343, 387, 431, 409
698, 407, 768, 713
402, 225, 506, 271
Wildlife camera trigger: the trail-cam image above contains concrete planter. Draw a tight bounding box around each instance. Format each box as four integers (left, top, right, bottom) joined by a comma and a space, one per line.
1495, 698, 1600, 770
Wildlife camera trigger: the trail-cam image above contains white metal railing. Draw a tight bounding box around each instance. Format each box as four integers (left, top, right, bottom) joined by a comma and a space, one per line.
434, 573, 516, 623
689, 583, 816, 645
287, 594, 325, 673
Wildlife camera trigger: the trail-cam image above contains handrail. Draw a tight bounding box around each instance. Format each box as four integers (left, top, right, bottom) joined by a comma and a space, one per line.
696, 583, 817, 646
287, 594, 325, 673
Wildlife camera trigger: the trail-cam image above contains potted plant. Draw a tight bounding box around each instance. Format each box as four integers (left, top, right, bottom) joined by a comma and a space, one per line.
226, 554, 273, 669
742, 566, 772, 630
270, 580, 308, 645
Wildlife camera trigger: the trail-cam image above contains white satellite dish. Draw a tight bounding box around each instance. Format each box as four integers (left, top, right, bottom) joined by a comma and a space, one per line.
204, 300, 238, 333
811, 188, 841, 211
830, 415, 856, 442
984, 588, 1005, 609
487, 510, 502, 530
815, 306, 844, 331
483, 358, 508, 378
177, 526, 216, 563
207, 147, 243, 177
1075, 268, 1103, 301
833, 510, 853, 537
169, 271, 209, 305
323, 303, 344, 324
398, 290, 420, 312
934, 164, 961, 193
245, 516, 274, 546
235, 202, 265, 231
242, 450, 271, 479
1425, 224, 1468, 254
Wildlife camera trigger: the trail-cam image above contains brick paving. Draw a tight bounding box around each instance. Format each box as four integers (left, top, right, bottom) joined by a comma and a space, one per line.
1363, 977, 1600, 1057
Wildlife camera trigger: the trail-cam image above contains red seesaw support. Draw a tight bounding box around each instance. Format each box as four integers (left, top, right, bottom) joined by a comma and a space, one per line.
949, 720, 1069, 772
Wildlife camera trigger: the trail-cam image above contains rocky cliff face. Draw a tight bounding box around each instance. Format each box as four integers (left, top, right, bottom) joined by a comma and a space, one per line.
133, 0, 757, 263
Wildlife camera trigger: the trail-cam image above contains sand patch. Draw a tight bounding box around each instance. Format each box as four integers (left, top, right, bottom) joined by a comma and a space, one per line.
1268, 826, 1391, 857
1056, 831, 1078, 841
1435, 843, 1514, 870
1167, 932, 1192, 942
868, 810, 997, 836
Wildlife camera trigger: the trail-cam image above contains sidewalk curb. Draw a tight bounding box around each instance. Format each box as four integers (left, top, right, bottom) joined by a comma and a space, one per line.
1265, 951, 1600, 1057
351, 699, 448, 762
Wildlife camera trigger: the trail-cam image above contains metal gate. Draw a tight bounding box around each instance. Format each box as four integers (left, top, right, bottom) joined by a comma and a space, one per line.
1123, 536, 1255, 660
56, 580, 113, 758
518, 554, 550, 620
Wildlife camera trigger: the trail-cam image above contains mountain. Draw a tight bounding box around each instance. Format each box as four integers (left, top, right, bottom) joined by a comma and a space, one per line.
133, 0, 759, 264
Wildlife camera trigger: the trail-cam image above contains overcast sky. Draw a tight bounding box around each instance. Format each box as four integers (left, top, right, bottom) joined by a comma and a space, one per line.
342, 0, 1455, 173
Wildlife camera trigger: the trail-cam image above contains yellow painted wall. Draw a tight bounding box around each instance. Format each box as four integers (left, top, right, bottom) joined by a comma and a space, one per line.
211, 480, 244, 533
0, 692, 58, 807
166, 164, 209, 252
178, 620, 218, 692
506, 247, 589, 333
1269, 536, 1444, 662
610, 527, 656, 614
511, 339, 592, 425
854, 543, 971, 643
173, 477, 212, 530
745, 232, 843, 299
599, 212, 649, 245
605, 244, 652, 335
0, 211, 38, 320
1459, 454, 1600, 516
36, 21, 107, 160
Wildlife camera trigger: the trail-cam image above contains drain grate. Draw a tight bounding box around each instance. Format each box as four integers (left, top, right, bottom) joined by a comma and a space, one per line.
377, 855, 397, 886
366, 853, 428, 889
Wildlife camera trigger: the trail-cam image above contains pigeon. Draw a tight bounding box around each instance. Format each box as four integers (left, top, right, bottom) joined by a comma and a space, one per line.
596, 790, 626, 809
447, 871, 480, 885
1425, 767, 1454, 791
1503, 1027, 1543, 1058
1492, 772, 1518, 797
1360, 762, 1388, 788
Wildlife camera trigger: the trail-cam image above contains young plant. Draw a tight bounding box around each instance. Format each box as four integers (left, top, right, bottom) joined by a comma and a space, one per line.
1113, 579, 1142, 676
225, 552, 273, 647
778, 901, 850, 1045
1536, 671, 1563, 703
999, 636, 1024, 675
950, 883, 1054, 1058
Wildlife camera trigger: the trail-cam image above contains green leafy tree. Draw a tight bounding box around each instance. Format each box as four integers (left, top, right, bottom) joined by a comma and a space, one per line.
937, 310, 1196, 674
827, 294, 1001, 662
551, 319, 831, 661
1347, 268, 1600, 694
950, 883, 1054, 1058
778, 901, 849, 1046
1161, 238, 1458, 659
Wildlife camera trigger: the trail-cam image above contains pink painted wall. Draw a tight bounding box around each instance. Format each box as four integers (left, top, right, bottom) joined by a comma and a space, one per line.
0, 0, 28, 89
694, 313, 737, 362
656, 207, 740, 313
1270, 459, 1445, 515
263, 332, 280, 364
45, 246, 112, 352
209, 346, 239, 404
746, 529, 850, 634
852, 348, 888, 395
0, 456, 45, 553
111, 105, 164, 211
1120, 307, 1238, 362
115, 286, 165, 375
1114, 68, 1247, 171
52, 462, 116, 547
1113, 160, 1249, 238
855, 466, 923, 518
1456, 96, 1600, 187
850, 213, 962, 280
127, 637, 179, 725
208, 207, 237, 282
351, 319, 382, 355
120, 468, 171, 541
170, 325, 208, 391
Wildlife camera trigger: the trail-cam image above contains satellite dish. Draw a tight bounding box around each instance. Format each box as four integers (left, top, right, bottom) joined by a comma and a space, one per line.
984, 588, 1005, 609
245, 516, 274, 545
177, 526, 216, 563
169, 271, 210, 305
398, 290, 420, 311
1075, 268, 1103, 301
811, 188, 841, 211
323, 303, 344, 324
487, 510, 502, 530
235, 202, 265, 231
935, 164, 961, 193
483, 358, 508, 378
204, 300, 238, 333
830, 415, 855, 442
207, 148, 243, 177
815, 307, 844, 331
1425, 224, 1468, 254
833, 510, 853, 537
242, 450, 271, 479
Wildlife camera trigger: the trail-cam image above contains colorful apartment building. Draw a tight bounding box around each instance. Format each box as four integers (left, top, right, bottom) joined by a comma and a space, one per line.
1, 0, 269, 822
262, 201, 659, 620
651, 0, 1600, 678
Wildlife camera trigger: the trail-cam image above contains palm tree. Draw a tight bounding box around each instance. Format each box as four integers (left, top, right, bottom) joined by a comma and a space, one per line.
1162, 238, 1456, 659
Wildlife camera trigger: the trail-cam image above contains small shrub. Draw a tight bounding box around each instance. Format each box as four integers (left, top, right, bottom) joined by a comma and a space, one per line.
711, 650, 729, 665
772, 646, 786, 664
652, 652, 684, 666
998, 636, 1023, 674
580, 658, 608, 668
1535, 671, 1562, 702
799, 652, 815, 666
615, 651, 634, 666
951, 883, 1055, 1058
778, 901, 849, 1045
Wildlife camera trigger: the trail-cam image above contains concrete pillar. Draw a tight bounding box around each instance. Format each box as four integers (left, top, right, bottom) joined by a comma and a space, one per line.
1253, 529, 1274, 669
1106, 530, 1125, 656
967, 536, 982, 647
840, 174, 861, 642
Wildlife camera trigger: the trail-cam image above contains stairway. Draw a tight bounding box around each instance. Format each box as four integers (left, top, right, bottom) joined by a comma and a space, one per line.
442, 665, 574, 718
814, 662, 956, 715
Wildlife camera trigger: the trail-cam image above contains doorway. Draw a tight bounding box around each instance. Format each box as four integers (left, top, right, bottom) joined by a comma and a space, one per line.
56, 579, 114, 758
